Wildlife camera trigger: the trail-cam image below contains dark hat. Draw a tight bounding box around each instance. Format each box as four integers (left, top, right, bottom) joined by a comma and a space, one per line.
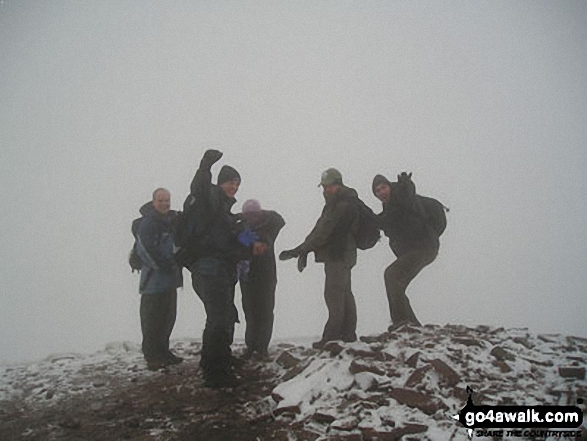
217, 165, 241, 185
372, 174, 392, 196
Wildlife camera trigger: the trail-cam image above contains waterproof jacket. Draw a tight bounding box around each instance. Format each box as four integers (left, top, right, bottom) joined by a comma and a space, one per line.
377, 181, 440, 257
240, 210, 285, 282
136, 202, 183, 294
183, 163, 249, 265
300, 186, 360, 267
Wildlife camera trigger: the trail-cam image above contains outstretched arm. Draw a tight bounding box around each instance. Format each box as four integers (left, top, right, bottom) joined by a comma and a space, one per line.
189, 149, 223, 196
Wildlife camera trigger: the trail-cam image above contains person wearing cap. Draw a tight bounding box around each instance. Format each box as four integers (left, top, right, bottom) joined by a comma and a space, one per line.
279, 168, 360, 349
238, 200, 285, 359
184, 149, 263, 388
372, 172, 439, 329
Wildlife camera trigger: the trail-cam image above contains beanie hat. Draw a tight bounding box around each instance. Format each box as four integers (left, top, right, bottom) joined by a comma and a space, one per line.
372, 174, 392, 196
217, 165, 241, 186
319, 168, 343, 186
242, 199, 262, 214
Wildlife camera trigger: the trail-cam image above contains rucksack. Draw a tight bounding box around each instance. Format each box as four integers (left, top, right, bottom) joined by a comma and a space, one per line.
418, 195, 448, 237
128, 217, 142, 272
172, 194, 199, 267
355, 199, 381, 250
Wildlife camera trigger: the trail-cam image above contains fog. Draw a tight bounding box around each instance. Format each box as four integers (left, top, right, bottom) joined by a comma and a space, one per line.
1, 1, 586, 364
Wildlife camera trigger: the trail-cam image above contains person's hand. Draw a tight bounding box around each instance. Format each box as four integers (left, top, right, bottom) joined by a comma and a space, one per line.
396, 171, 416, 197
200, 149, 223, 169
279, 247, 301, 261
297, 252, 308, 272
397, 171, 412, 183
252, 242, 269, 256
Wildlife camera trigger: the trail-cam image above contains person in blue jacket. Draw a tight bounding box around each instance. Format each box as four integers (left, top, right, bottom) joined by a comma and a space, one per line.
135, 188, 183, 370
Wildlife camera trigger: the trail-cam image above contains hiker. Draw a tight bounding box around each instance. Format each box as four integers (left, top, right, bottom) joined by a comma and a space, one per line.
279, 168, 359, 349
183, 149, 264, 388
372, 172, 441, 330
238, 199, 285, 359
135, 188, 184, 370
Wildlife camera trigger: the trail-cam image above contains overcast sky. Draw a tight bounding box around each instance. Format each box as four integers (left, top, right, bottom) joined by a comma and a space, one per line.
1, 1, 586, 364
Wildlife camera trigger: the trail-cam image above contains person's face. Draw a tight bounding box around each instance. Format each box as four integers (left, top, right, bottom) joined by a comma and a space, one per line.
220, 178, 240, 198
375, 183, 391, 203
153, 190, 171, 214
322, 183, 341, 197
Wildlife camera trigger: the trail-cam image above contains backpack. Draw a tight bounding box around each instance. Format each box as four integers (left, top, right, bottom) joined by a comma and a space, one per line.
172, 194, 199, 267
418, 195, 448, 237
128, 217, 142, 272
355, 199, 381, 250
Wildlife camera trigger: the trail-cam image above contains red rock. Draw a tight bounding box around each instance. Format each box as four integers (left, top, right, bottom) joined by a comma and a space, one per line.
404, 365, 432, 388
429, 359, 460, 387
389, 388, 447, 415
349, 359, 385, 376
558, 366, 586, 380
405, 351, 421, 368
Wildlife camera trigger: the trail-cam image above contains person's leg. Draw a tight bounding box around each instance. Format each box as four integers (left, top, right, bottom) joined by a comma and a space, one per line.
384, 249, 437, 326
321, 261, 347, 342
256, 278, 276, 354
340, 266, 357, 342
140, 293, 170, 368
191, 258, 237, 386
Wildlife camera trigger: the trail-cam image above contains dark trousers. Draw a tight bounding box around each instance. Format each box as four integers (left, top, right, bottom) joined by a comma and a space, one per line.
241, 276, 276, 354
384, 248, 438, 326
190, 258, 238, 377
322, 261, 357, 342
140, 288, 177, 361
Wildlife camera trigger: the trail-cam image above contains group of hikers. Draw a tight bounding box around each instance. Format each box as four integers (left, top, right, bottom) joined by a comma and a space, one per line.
131, 149, 446, 388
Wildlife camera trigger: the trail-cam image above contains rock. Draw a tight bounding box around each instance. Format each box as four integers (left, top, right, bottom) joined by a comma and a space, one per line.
281, 361, 310, 382
405, 351, 421, 368
389, 388, 447, 415
273, 404, 301, 416
429, 359, 460, 387
349, 359, 385, 376
324, 341, 345, 356
312, 411, 336, 424
513, 336, 534, 349
490, 346, 516, 362
492, 360, 512, 373
45, 354, 78, 363
453, 337, 485, 348
330, 416, 358, 431
520, 357, 553, 367
348, 347, 379, 358
404, 365, 432, 388
558, 366, 586, 380
275, 351, 301, 369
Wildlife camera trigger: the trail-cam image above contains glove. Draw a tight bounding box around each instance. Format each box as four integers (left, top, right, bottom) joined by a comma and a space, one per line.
396, 171, 416, 198
237, 227, 259, 247
297, 252, 308, 272
279, 245, 303, 261
200, 149, 223, 169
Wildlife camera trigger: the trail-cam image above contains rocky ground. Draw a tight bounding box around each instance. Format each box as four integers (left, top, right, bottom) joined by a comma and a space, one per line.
1, 325, 586, 440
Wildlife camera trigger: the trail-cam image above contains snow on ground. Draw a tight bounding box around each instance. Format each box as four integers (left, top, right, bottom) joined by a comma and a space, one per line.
1, 325, 586, 440
266, 324, 587, 440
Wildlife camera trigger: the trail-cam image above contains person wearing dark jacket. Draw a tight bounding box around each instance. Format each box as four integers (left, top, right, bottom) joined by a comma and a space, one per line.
183, 150, 262, 388
238, 199, 285, 359
280, 168, 359, 349
135, 188, 183, 370
372, 172, 439, 329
